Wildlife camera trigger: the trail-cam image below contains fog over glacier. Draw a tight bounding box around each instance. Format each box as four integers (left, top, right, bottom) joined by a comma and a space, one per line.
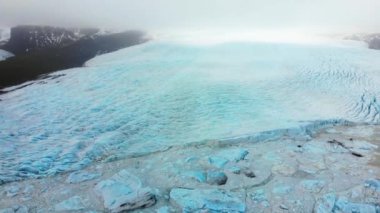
0, 0, 379, 34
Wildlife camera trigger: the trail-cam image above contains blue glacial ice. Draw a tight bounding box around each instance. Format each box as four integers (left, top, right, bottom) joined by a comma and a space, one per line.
0, 40, 380, 183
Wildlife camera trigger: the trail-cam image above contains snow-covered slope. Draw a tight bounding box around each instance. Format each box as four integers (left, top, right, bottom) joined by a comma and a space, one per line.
0, 49, 13, 61
0, 39, 379, 183
0, 28, 10, 43
0, 29, 13, 61
0, 28, 10, 50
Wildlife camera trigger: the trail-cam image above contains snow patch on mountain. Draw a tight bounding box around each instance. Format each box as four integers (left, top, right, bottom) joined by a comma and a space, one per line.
0, 28, 10, 42
0, 49, 13, 61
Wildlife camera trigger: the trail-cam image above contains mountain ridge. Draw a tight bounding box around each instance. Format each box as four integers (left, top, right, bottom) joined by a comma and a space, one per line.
0, 25, 148, 89
345, 33, 380, 50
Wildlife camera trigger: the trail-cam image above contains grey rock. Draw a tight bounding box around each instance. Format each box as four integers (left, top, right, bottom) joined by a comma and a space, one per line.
66, 171, 101, 183
54, 196, 85, 211
314, 193, 336, 213
364, 179, 380, 192
206, 170, 228, 185
170, 188, 245, 212
335, 197, 377, 213
243, 170, 256, 178
94, 170, 156, 212
279, 204, 289, 210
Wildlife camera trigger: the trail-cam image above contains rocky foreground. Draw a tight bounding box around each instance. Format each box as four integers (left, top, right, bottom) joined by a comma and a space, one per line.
0, 124, 379, 212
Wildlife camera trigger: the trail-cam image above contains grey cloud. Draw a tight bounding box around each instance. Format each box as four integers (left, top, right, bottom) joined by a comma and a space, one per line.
0, 0, 379, 33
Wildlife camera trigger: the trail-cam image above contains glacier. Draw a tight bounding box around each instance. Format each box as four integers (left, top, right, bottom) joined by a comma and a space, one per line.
0, 39, 380, 183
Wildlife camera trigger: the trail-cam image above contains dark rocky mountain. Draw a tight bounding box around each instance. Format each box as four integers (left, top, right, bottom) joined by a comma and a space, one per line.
1, 26, 100, 55
345, 33, 380, 50
368, 36, 380, 50
0, 26, 148, 89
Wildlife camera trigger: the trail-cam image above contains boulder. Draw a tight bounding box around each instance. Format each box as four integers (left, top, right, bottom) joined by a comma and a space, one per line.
94, 170, 156, 212
206, 170, 228, 185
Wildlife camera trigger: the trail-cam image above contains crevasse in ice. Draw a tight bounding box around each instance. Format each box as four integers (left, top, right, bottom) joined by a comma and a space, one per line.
0, 40, 379, 182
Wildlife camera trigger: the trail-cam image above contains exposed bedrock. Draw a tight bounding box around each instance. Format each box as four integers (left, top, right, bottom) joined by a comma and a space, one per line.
0, 122, 379, 212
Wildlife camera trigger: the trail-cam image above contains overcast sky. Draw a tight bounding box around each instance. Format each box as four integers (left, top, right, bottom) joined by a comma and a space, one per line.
0, 0, 379, 33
